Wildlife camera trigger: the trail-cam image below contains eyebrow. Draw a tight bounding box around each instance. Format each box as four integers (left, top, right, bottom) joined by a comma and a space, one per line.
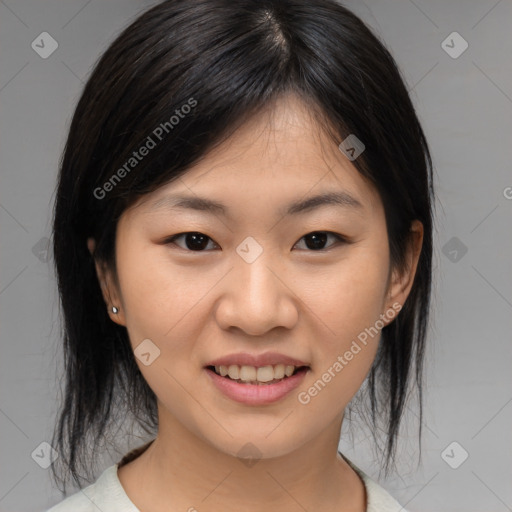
146, 190, 364, 218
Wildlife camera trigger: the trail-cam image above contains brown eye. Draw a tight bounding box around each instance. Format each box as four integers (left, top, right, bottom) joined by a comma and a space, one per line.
294, 231, 347, 251
166, 232, 218, 251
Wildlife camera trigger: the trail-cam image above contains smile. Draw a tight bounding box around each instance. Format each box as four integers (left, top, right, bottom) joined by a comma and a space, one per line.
205, 365, 309, 405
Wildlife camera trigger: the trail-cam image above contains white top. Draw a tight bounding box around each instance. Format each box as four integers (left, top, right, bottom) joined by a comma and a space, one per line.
46, 454, 408, 512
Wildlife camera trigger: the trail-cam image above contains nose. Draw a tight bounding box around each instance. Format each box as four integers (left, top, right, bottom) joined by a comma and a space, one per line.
214, 250, 299, 336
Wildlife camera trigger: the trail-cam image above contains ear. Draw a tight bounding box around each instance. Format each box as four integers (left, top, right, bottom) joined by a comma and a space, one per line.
382, 220, 424, 325
87, 237, 126, 326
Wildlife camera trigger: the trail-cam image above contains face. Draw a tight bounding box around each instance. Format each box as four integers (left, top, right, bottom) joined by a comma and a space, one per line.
88, 93, 422, 460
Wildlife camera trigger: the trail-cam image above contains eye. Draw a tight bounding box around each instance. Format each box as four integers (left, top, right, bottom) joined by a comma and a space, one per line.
165, 232, 219, 251
294, 231, 348, 251
164, 230, 349, 252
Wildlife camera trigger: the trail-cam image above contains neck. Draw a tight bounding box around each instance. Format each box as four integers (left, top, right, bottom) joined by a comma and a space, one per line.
117, 411, 366, 512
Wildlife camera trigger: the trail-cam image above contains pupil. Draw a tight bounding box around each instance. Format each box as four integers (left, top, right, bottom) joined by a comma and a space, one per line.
186, 232, 208, 250
306, 232, 327, 250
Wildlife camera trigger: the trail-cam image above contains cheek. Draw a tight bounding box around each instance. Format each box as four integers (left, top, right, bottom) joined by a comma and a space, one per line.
114, 246, 217, 406
296, 246, 389, 409
115, 243, 225, 352
306, 245, 390, 345
299, 248, 389, 407
296, 264, 387, 418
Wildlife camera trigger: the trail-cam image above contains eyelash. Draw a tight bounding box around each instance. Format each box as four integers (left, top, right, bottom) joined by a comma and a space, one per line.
163, 231, 350, 252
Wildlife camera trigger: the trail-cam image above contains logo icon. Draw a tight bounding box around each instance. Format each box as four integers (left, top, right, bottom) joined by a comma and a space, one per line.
236, 236, 263, 264
442, 236, 468, 263
31, 442, 59, 469
441, 32, 468, 59
134, 338, 161, 366
441, 441, 469, 469
31, 32, 59, 59
338, 134, 365, 161
237, 442, 262, 468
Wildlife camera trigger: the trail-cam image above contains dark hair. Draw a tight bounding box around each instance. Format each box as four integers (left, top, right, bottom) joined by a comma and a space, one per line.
50, 0, 435, 493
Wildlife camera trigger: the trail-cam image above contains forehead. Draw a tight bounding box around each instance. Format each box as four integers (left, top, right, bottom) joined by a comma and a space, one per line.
131, 93, 382, 218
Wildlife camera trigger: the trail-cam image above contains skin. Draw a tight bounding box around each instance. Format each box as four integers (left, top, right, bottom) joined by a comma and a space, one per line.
88, 92, 423, 512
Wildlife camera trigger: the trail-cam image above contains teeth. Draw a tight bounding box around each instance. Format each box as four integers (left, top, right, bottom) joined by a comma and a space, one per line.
284, 365, 295, 377
256, 366, 274, 382
239, 365, 256, 381
213, 364, 299, 383
228, 365, 239, 380
273, 364, 285, 379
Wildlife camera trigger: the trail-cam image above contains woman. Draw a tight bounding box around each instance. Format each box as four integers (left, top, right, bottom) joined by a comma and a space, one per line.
47, 0, 435, 510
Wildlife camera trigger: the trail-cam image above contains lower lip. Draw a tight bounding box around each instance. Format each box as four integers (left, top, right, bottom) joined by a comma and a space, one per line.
205, 367, 309, 405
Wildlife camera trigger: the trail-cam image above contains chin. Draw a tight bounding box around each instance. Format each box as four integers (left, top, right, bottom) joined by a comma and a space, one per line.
194, 422, 313, 463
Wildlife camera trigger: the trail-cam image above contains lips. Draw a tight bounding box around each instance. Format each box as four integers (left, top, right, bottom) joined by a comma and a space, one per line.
203, 351, 310, 404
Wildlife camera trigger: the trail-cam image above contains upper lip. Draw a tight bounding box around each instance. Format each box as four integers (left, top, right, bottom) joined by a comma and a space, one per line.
205, 351, 309, 368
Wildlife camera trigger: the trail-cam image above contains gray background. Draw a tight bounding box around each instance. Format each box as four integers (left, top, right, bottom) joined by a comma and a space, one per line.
1, 0, 511, 510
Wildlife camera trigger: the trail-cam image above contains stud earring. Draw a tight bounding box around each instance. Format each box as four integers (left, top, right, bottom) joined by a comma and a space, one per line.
112, 306, 119, 314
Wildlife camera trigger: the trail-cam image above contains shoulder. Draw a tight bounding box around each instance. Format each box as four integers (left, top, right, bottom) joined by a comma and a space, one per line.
340, 453, 409, 512
45, 464, 139, 512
